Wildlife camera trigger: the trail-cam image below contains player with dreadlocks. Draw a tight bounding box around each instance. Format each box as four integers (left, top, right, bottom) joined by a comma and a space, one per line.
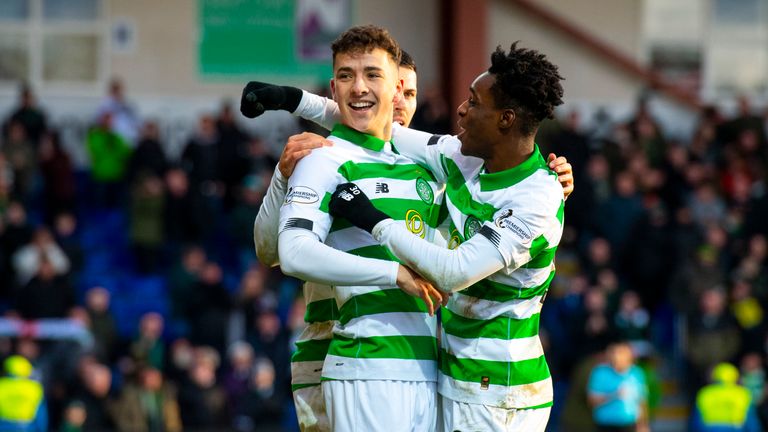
328, 42, 566, 431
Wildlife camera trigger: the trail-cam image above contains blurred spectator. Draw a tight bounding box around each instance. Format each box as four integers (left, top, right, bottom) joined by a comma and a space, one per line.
129, 173, 165, 274
168, 245, 206, 326
730, 280, 766, 355
670, 232, 727, 315
223, 341, 255, 418
0, 355, 48, 431
180, 115, 221, 243
4, 84, 47, 145
685, 289, 742, 396
614, 291, 650, 342
575, 288, 614, 358
689, 183, 727, 229
38, 130, 76, 221
230, 266, 276, 343
163, 168, 204, 246
187, 262, 230, 353
15, 255, 74, 319
739, 353, 767, 424
410, 86, 451, 134
247, 308, 291, 393
587, 341, 649, 432
216, 101, 251, 211
240, 357, 283, 430
130, 312, 165, 371
128, 121, 168, 184
2, 120, 36, 203
52, 213, 83, 282
178, 346, 226, 430
86, 112, 133, 208
623, 200, 676, 311
597, 172, 645, 261
12, 226, 70, 286
229, 175, 266, 272
72, 360, 113, 430
626, 98, 666, 167
0, 153, 13, 214
690, 362, 760, 432
0, 201, 33, 299
721, 96, 767, 152
84, 287, 117, 363
167, 338, 194, 384
59, 400, 86, 432
111, 366, 181, 432
95, 78, 140, 146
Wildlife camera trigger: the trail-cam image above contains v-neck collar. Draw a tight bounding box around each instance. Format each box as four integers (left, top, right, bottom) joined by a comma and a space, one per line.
479, 145, 547, 191
331, 123, 388, 152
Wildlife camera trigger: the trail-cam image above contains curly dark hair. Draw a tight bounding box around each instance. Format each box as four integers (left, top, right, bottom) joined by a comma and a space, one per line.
400, 50, 417, 73
331, 25, 401, 67
488, 42, 564, 136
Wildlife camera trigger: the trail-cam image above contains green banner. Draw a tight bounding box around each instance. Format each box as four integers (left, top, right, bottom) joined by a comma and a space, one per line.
198, 0, 349, 80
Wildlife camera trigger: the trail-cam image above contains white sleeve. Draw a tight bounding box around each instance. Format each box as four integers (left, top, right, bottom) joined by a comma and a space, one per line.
253, 167, 288, 267
278, 229, 399, 286
293, 90, 340, 131
372, 219, 506, 292
391, 124, 462, 184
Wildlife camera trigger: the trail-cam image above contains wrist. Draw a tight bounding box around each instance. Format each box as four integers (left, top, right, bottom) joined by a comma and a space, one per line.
282, 86, 303, 113
275, 164, 289, 182
371, 218, 396, 241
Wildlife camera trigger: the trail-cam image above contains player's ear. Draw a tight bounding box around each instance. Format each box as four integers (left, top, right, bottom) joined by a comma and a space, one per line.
392, 78, 404, 104
330, 78, 337, 102
499, 109, 516, 130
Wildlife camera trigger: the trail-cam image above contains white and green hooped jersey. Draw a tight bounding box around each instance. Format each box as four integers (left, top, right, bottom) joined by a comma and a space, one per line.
289, 282, 337, 392
279, 124, 445, 382
392, 126, 565, 409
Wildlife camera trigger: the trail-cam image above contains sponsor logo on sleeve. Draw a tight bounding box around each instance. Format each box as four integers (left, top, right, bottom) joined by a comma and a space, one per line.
284, 186, 319, 205
495, 209, 532, 243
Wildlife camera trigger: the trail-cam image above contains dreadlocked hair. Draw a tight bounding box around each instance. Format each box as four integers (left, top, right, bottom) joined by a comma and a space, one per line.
488, 42, 564, 136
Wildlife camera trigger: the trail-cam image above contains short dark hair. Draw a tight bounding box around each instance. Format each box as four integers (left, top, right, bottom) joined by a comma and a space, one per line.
399, 50, 417, 73
488, 42, 564, 136
331, 25, 401, 66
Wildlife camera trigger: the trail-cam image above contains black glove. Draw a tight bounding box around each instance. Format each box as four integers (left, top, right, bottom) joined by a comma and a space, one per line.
329, 183, 389, 233
240, 81, 303, 118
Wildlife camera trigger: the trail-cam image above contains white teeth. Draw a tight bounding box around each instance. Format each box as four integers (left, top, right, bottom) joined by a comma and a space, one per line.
350, 102, 373, 108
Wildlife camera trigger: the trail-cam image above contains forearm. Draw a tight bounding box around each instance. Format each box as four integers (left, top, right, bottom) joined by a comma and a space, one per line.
278, 229, 399, 286
372, 219, 505, 292
293, 91, 340, 131
253, 167, 288, 267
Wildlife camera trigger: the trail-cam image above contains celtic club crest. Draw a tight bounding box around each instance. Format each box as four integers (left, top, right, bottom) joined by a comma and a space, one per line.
415, 177, 434, 204
463, 216, 482, 239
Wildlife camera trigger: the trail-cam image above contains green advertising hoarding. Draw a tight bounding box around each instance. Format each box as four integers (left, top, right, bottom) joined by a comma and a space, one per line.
198, 0, 350, 80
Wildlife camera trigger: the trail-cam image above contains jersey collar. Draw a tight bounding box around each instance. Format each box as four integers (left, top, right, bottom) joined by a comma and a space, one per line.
479, 144, 547, 191
331, 123, 388, 152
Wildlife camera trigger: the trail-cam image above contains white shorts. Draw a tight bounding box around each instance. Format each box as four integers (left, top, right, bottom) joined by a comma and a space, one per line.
323, 379, 437, 432
293, 384, 330, 432
440, 395, 551, 432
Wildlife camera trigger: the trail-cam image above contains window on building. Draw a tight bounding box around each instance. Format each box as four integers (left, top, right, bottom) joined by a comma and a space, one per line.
0, 0, 103, 88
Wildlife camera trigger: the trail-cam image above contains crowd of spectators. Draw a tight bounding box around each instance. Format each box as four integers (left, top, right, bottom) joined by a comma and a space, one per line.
538, 96, 768, 431
1, 77, 768, 431
0, 80, 295, 431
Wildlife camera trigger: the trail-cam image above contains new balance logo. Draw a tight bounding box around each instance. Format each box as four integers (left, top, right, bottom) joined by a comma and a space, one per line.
375, 182, 389, 193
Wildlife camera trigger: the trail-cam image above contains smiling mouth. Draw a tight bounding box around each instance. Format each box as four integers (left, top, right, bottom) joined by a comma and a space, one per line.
393, 113, 405, 125
349, 101, 374, 111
